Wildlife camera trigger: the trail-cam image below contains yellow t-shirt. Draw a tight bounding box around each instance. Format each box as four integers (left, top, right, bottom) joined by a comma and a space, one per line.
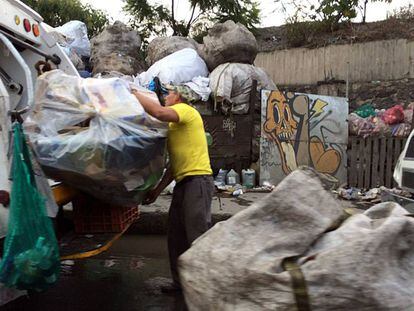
168, 103, 212, 182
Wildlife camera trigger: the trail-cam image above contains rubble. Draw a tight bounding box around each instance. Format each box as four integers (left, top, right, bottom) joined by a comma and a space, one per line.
90, 21, 146, 76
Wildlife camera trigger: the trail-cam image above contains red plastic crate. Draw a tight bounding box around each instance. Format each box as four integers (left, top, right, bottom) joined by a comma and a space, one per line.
73, 195, 139, 233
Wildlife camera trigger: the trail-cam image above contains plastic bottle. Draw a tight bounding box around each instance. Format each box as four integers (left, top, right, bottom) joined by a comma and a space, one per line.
242, 169, 256, 189
226, 169, 240, 186
215, 169, 228, 186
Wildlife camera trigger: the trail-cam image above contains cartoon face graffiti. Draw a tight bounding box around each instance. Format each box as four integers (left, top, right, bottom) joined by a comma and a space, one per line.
264, 92, 299, 173
264, 92, 297, 142
263, 91, 342, 177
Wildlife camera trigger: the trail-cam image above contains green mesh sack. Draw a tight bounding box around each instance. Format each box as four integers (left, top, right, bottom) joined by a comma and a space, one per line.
0, 123, 60, 292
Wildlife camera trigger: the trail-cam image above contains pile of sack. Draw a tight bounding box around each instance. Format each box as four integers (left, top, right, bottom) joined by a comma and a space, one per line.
179, 168, 414, 310
25, 70, 168, 205
139, 20, 276, 114
349, 103, 413, 138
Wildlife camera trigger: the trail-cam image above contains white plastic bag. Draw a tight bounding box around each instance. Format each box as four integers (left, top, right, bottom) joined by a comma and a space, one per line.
139, 48, 209, 86
184, 77, 211, 101
55, 21, 90, 57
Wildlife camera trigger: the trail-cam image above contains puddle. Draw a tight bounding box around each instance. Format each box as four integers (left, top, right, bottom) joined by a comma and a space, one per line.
3, 235, 187, 311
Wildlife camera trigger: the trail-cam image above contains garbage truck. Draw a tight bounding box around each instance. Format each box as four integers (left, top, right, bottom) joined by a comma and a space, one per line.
0, 0, 79, 238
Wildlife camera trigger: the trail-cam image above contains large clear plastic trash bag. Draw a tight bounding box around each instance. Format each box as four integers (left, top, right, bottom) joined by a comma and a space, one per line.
25, 70, 168, 205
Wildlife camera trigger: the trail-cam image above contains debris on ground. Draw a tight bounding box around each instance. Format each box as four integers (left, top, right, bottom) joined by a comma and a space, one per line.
336, 186, 412, 203
179, 167, 414, 310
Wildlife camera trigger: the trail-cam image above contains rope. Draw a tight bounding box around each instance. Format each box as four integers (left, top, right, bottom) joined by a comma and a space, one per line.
60, 223, 132, 260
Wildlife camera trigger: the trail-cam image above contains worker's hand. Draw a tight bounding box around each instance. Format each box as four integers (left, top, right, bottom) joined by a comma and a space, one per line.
142, 189, 159, 205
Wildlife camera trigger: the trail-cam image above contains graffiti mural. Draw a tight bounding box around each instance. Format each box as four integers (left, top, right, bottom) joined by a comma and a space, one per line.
260, 90, 348, 185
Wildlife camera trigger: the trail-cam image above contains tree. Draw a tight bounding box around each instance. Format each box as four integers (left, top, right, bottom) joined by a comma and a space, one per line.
22, 0, 109, 37
276, 0, 393, 28
124, 0, 260, 40
360, 0, 392, 23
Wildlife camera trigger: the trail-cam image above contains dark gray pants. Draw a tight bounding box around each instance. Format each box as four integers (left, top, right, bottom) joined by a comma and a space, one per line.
168, 175, 214, 286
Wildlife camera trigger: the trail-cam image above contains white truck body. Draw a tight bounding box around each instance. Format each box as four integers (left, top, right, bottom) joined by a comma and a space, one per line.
0, 0, 78, 238
394, 130, 414, 192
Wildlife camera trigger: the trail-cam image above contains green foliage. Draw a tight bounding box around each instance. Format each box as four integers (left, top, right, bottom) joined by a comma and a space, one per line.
314, 0, 359, 27
387, 4, 414, 20
277, 0, 393, 30
124, 0, 260, 42
285, 20, 330, 47
22, 0, 109, 37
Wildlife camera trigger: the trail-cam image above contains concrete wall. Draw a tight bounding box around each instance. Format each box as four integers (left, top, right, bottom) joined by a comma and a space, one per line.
255, 39, 414, 85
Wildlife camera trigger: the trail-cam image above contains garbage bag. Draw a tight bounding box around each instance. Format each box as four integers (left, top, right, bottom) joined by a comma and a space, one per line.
55, 20, 90, 58
25, 70, 168, 205
355, 103, 376, 118
348, 113, 375, 137
0, 123, 60, 292
146, 36, 198, 66
90, 21, 146, 76
382, 104, 404, 125
139, 48, 209, 87
199, 20, 258, 71
179, 168, 414, 310
209, 63, 276, 114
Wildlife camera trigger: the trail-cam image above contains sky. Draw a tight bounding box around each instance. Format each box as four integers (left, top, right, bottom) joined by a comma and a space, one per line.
82, 0, 413, 27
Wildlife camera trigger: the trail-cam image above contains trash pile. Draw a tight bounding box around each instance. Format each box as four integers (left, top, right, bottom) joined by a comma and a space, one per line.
349, 103, 413, 138
90, 21, 146, 76
59, 20, 276, 115
202, 21, 277, 115
25, 70, 168, 205
29, 20, 277, 205
336, 186, 412, 202
179, 168, 414, 310
49, 20, 90, 71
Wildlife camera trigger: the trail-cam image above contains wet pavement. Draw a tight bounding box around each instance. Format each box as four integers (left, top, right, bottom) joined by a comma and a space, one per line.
3, 235, 186, 311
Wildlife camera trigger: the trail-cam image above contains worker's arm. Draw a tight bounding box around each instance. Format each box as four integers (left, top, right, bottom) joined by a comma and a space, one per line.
132, 89, 179, 123
142, 166, 174, 205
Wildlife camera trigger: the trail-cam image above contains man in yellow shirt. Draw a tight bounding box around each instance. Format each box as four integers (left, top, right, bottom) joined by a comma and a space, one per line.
132, 86, 214, 292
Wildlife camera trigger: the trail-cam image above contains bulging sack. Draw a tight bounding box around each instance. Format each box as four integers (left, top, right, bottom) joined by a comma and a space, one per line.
179, 168, 414, 310
25, 70, 168, 205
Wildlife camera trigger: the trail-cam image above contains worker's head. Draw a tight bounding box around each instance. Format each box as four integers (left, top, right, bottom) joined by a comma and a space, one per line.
164, 85, 195, 106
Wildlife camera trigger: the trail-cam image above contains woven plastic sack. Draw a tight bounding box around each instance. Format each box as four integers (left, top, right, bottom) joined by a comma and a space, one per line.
25, 70, 168, 205
0, 123, 60, 292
